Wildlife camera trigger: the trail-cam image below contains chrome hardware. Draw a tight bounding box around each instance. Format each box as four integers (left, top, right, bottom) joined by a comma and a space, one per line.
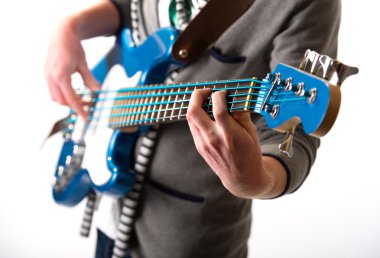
274, 73, 281, 85
285, 77, 293, 91
52, 177, 57, 187
279, 126, 296, 157
53, 143, 86, 193
299, 49, 359, 86
299, 50, 333, 79
65, 155, 72, 166
179, 49, 189, 59
261, 73, 281, 111
295, 82, 305, 96
57, 166, 64, 177
270, 104, 280, 118
73, 145, 79, 154
308, 88, 317, 104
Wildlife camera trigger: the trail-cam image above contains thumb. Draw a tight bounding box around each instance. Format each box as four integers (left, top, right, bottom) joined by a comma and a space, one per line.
78, 64, 101, 91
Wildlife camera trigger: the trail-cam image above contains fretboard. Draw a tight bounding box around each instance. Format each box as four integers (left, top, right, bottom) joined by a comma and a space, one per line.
106, 78, 265, 129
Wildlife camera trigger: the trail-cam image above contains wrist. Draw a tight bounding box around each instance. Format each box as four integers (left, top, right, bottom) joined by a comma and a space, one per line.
258, 156, 287, 199
225, 156, 287, 199
59, 14, 84, 39
220, 159, 268, 199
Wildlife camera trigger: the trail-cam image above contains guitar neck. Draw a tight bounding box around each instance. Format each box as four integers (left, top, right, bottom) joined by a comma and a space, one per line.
106, 78, 264, 129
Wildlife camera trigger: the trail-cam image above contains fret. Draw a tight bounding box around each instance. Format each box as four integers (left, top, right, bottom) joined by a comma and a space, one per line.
126, 89, 134, 126
124, 89, 133, 126
140, 87, 149, 124
220, 83, 229, 116
110, 89, 127, 128
135, 89, 145, 125
223, 83, 228, 114
144, 90, 151, 124
146, 87, 155, 123
230, 79, 256, 113
139, 89, 148, 124
170, 87, 177, 120
152, 88, 162, 124
247, 77, 258, 112
109, 93, 116, 128
149, 90, 160, 123
230, 82, 239, 112
164, 87, 173, 121
171, 87, 182, 120
178, 84, 188, 120
205, 83, 214, 117
157, 88, 167, 123
137, 89, 145, 125
155, 88, 162, 123
129, 89, 138, 126
231, 82, 245, 112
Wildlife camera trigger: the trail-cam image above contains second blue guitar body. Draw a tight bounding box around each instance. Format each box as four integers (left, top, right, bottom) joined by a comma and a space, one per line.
52, 27, 181, 206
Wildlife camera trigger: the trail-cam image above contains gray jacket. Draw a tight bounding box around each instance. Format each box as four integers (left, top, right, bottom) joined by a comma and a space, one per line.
110, 0, 341, 257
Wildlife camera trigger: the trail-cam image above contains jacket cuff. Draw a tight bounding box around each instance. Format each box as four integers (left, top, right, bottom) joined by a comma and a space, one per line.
109, 0, 131, 35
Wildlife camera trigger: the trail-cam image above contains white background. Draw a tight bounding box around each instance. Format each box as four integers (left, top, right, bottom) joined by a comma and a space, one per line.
0, 1, 379, 257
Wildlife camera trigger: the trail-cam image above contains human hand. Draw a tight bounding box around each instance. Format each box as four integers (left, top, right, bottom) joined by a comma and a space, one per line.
187, 89, 286, 198
44, 18, 100, 120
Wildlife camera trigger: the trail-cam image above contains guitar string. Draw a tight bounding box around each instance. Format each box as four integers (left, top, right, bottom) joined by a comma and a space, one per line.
68, 87, 308, 128
77, 79, 270, 113
75, 78, 306, 116
88, 90, 305, 117
91, 91, 267, 112
93, 85, 264, 102
105, 100, 306, 128
70, 96, 264, 124
77, 78, 265, 97
74, 79, 270, 117
73, 94, 308, 130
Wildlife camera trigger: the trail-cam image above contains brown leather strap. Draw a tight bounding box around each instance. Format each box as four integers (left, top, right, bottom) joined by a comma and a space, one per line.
172, 0, 255, 63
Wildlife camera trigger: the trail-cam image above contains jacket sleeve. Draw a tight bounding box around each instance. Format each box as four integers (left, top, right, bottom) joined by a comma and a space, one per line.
110, 0, 132, 34
261, 0, 341, 195
269, 0, 341, 69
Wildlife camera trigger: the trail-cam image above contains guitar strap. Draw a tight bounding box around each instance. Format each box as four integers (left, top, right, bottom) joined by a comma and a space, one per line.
172, 0, 256, 64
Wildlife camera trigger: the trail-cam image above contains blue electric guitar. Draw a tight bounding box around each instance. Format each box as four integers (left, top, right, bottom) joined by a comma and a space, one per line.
52, 27, 181, 206
51, 27, 358, 207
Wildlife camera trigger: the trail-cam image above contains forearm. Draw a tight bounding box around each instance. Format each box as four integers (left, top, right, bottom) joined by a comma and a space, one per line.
254, 156, 287, 199
61, 0, 120, 40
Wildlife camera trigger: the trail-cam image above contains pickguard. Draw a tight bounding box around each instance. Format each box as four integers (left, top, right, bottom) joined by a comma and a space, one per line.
80, 65, 142, 186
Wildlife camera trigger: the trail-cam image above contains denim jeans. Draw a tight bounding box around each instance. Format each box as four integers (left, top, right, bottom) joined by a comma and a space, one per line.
95, 229, 115, 258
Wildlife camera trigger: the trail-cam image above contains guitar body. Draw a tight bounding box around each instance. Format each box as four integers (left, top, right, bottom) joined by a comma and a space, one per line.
53, 27, 180, 207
